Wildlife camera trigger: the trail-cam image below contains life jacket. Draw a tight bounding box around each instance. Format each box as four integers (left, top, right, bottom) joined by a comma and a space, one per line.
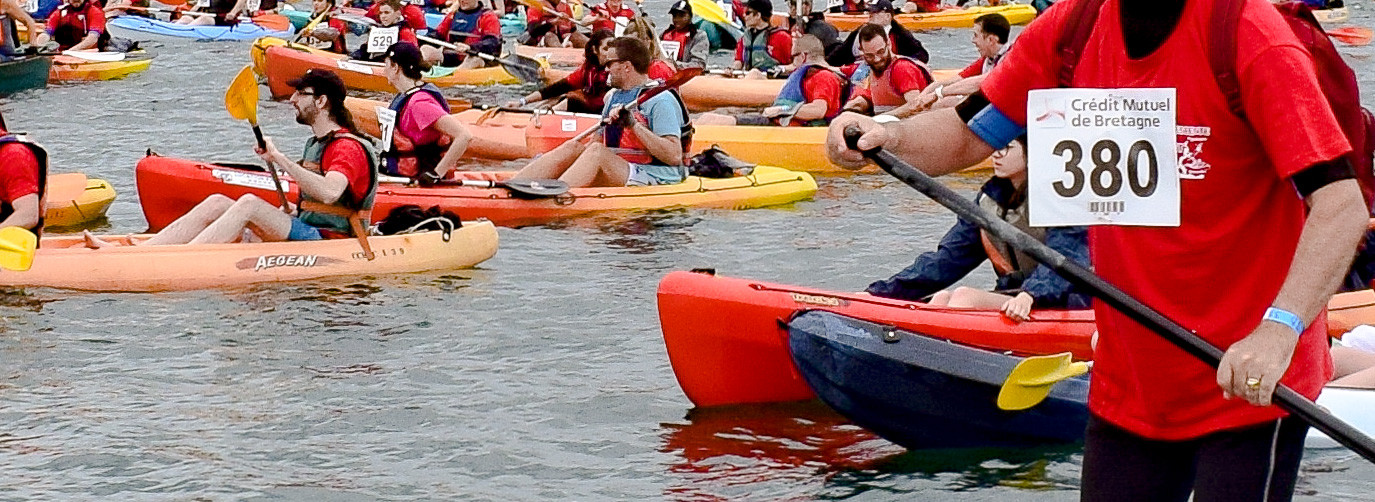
444, 5, 491, 44
771, 64, 852, 125
301, 15, 347, 53
381, 83, 452, 177
971, 178, 1041, 282
660, 24, 698, 64
297, 130, 379, 236
602, 86, 694, 166
590, 3, 633, 33
575, 63, 612, 110
1058, 0, 1375, 210
51, 2, 106, 50
0, 133, 48, 237
855, 55, 931, 113
740, 25, 786, 71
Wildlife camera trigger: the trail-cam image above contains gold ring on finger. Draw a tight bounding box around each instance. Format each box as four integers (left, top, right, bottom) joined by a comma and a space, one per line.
1245, 377, 1262, 388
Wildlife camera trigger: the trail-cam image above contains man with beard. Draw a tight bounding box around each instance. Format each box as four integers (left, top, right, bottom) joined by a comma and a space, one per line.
45, 0, 104, 50
826, 0, 927, 67
511, 37, 692, 188
841, 22, 932, 119
87, 69, 377, 248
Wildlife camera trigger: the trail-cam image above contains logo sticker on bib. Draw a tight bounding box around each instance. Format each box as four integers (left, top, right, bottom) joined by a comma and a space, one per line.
1027, 88, 1180, 227
368, 26, 399, 55
661, 40, 681, 61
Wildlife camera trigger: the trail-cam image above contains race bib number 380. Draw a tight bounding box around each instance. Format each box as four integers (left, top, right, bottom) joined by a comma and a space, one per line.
1027, 88, 1180, 227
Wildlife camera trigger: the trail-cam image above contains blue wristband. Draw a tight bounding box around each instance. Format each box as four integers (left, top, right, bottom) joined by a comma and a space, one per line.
1262, 307, 1305, 336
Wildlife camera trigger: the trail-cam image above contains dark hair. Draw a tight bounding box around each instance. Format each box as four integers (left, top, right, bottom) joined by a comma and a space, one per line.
1012, 134, 1027, 150
326, 96, 358, 134
379, 0, 402, 10
855, 22, 887, 45
607, 36, 651, 73
974, 13, 1010, 44
584, 29, 615, 67
746, 0, 772, 18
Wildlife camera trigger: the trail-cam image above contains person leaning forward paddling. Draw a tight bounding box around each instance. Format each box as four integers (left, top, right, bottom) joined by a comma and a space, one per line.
825, 0, 1367, 500
0, 0, 51, 60
85, 69, 379, 248
0, 111, 47, 235
378, 42, 473, 184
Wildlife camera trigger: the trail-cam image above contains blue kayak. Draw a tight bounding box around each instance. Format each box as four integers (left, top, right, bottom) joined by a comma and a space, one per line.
787, 310, 1091, 450
0, 56, 51, 95
107, 16, 293, 41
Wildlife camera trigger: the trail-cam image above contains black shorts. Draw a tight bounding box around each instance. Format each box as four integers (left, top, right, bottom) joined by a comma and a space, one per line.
1080, 413, 1308, 502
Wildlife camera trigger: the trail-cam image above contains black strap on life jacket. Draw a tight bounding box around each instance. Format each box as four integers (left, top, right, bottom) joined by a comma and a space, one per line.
0, 133, 48, 236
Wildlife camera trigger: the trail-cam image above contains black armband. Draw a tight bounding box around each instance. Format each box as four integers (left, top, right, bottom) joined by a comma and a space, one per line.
955, 91, 992, 123
1292, 157, 1356, 198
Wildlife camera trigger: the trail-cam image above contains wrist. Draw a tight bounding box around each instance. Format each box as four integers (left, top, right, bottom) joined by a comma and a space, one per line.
518, 97, 528, 107
1262, 307, 1305, 336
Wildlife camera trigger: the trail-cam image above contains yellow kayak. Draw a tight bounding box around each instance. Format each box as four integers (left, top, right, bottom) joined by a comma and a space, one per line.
49, 54, 152, 82
821, 4, 1037, 31
45, 173, 116, 228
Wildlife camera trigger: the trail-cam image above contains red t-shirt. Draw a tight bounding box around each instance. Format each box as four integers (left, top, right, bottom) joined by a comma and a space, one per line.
0, 142, 40, 206
565, 63, 610, 109
734, 28, 793, 67
366, 3, 428, 31
46, 2, 105, 47
981, 0, 1349, 440
797, 69, 844, 124
649, 59, 675, 80
590, 4, 634, 33
321, 132, 372, 203
959, 56, 987, 78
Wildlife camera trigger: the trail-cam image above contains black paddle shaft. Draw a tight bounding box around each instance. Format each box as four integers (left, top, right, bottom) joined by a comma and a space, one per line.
842, 125, 1375, 463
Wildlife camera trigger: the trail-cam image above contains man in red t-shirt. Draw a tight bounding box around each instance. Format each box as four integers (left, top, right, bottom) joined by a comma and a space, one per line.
87, 70, 377, 248
841, 23, 930, 119
45, 0, 104, 50
699, 35, 844, 127
0, 117, 43, 232
826, 0, 1367, 499
733, 0, 791, 77
918, 12, 1009, 109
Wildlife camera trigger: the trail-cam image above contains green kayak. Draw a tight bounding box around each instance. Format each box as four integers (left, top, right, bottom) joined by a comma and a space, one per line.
0, 56, 51, 95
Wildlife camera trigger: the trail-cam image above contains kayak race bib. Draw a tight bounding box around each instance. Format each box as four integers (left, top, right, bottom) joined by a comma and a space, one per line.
376, 107, 398, 148
368, 26, 399, 54
23, 0, 38, 13
612, 16, 629, 36
1027, 88, 1180, 227
826, 0, 843, 9
661, 40, 681, 61
246, 0, 261, 12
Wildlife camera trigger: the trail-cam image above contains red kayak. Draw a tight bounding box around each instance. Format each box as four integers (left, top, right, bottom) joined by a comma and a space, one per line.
657, 270, 1375, 408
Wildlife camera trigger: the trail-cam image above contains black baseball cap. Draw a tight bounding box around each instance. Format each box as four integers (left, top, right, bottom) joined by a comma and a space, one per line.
381, 42, 429, 75
285, 68, 347, 103
669, 0, 691, 14
868, 0, 894, 12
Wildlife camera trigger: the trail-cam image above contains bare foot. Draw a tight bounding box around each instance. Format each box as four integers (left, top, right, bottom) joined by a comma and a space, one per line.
82, 230, 113, 249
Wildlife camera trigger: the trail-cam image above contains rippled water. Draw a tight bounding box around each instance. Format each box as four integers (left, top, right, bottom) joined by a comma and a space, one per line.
1, 2, 1374, 500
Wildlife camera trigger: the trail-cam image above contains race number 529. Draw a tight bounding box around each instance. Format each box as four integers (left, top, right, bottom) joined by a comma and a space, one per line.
1026, 88, 1180, 227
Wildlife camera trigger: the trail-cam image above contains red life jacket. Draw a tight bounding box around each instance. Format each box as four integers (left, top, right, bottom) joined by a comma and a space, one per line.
603, 87, 694, 166
50, 1, 104, 50
660, 25, 697, 64
1059, 0, 1375, 210
590, 3, 634, 33
864, 56, 931, 113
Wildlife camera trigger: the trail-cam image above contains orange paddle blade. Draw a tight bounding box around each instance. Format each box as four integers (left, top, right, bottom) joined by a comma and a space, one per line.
1328, 27, 1373, 46
252, 13, 291, 32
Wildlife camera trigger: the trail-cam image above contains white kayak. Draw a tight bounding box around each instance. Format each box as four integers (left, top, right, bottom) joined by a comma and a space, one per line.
1306, 386, 1375, 449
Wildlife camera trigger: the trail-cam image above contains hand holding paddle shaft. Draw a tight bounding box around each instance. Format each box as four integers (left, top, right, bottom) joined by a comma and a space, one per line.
226, 66, 291, 213
839, 125, 1375, 464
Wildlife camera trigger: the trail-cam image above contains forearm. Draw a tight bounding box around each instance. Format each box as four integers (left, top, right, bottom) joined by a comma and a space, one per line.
942, 75, 984, 97
792, 99, 828, 122
71, 32, 100, 50
0, 195, 39, 230
433, 115, 472, 173
881, 108, 995, 176
1271, 179, 1368, 324
273, 155, 340, 203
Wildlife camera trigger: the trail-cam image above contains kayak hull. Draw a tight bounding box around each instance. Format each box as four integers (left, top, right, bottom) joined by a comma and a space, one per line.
1312, 6, 1348, 24
789, 310, 1091, 450
107, 16, 293, 41
136, 156, 817, 229
49, 55, 152, 82
816, 4, 1037, 32
0, 56, 51, 95
258, 40, 520, 99
45, 175, 116, 228
656, 270, 1096, 407
515, 45, 587, 67
0, 224, 498, 292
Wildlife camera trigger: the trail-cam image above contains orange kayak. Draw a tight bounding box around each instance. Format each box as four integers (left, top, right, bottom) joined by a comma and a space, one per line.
0, 225, 497, 292
658, 270, 1375, 407
514, 44, 585, 67
137, 154, 818, 229
253, 37, 523, 99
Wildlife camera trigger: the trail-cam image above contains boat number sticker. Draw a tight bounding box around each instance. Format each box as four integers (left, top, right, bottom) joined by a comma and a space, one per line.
336, 60, 376, 74
212, 169, 288, 192
368, 27, 399, 55
660, 41, 681, 61
790, 292, 846, 307
561, 119, 577, 132
246, 0, 261, 12
376, 107, 398, 147
23, 0, 37, 13
1027, 88, 1179, 227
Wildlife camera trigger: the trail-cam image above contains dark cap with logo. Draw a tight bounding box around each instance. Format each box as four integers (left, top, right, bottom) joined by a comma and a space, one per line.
669, 0, 691, 15
285, 68, 347, 103
868, 0, 895, 12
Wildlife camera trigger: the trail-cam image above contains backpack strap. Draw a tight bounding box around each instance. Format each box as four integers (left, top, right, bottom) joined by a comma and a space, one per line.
1209, 0, 1247, 117
1056, 0, 1108, 87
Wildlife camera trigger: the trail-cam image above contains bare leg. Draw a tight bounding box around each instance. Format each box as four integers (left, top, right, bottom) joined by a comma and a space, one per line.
184, 14, 216, 26
541, 32, 560, 47
456, 55, 485, 70
567, 32, 588, 48
1333, 346, 1375, 380
559, 142, 629, 187
512, 138, 587, 180
189, 194, 294, 244
946, 286, 1013, 309
142, 194, 236, 246
1332, 365, 1375, 389
928, 289, 953, 306
695, 112, 739, 126
743, 69, 768, 80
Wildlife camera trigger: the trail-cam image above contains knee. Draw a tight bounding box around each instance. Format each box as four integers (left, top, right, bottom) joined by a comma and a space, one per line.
195, 193, 235, 213
929, 290, 952, 306
947, 287, 981, 306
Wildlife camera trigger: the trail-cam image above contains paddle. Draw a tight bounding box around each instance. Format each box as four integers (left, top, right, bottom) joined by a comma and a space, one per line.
839, 125, 1375, 464
225, 65, 291, 213
689, 0, 740, 28
378, 174, 570, 197
0, 226, 37, 272
57, 50, 127, 62
118, 6, 291, 31
997, 353, 1091, 411
414, 34, 544, 83
1328, 26, 1373, 46
564, 66, 703, 143
290, 10, 331, 44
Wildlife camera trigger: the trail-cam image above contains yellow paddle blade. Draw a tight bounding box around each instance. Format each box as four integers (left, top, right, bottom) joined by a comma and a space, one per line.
996, 352, 1089, 411
690, 0, 734, 27
225, 65, 261, 125
0, 226, 37, 272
